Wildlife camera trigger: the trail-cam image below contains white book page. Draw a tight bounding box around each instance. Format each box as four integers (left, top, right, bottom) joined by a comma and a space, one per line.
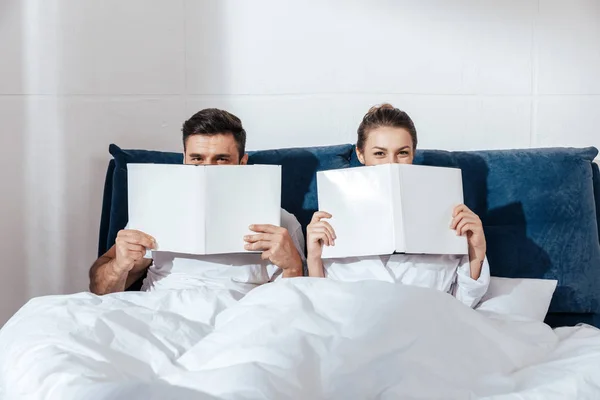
204, 165, 281, 254
127, 164, 205, 254
390, 166, 405, 252
318, 165, 395, 258
397, 164, 468, 255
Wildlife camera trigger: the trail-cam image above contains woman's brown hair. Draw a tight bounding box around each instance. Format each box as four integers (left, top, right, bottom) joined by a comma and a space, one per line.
357, 103, 418, 151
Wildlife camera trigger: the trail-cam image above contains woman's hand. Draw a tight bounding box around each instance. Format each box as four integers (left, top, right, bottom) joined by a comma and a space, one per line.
307, 211, 336, 259
306, 211, 336, 277
451, 204, 486, 279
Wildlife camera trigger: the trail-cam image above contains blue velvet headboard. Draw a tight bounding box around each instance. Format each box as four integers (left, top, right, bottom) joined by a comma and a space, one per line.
98, 144, 600, 328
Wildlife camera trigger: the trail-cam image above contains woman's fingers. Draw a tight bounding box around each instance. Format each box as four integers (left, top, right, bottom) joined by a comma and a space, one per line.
458, 222, 479, 236
309, 226, 334, 246
310, 211, 333, 224
308, 211, 336, 246
455, 219, 471, 236
451, 211, 479, 230
310, 230, 332, 246
453, 204, 479, 218
453, 204, 469, 217
318, 220, 336, 241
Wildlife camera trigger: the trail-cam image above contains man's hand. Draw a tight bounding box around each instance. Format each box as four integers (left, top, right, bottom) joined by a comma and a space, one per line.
244, 224, 303, 277
113, 229, 156, 274
89, 229, 155, 295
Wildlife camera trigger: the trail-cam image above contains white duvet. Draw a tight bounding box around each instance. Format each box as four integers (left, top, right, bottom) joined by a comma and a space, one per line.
1, 278, 600, 400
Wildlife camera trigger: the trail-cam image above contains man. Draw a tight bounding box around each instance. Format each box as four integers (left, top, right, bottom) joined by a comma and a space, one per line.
89, 108, 305, 295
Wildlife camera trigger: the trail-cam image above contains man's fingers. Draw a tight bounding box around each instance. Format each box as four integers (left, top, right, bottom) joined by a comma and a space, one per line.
310, 211, 332, 223
244, 240, 271, 251
121, 250, 144, 264
119, 230, 155, 242
124, 243, 146, 253
116, 237, 152, 251
260, 250, 272, 261
249, 224, 282, 234
243, 233, 272, 243
119, 231, 156, 249
129, 250, 145, 261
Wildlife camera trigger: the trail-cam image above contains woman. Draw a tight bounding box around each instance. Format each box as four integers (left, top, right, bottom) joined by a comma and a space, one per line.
307, 104, 490, 308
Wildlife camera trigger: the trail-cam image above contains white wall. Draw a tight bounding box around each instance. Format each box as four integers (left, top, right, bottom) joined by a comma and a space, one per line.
1, 0, 599, 325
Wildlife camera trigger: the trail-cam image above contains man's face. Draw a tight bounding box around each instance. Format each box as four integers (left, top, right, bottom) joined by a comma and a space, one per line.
184, 133, 248, 165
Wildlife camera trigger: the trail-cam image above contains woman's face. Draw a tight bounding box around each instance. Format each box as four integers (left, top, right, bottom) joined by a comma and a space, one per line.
356, 126, 415, 166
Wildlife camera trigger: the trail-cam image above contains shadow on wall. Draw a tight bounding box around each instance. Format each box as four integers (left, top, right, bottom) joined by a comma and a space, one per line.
0, 91, 27, 327
485, 202, 552, 279
420, 151, 552, 286
349, 148, 553, 288
0, 1, 28, 326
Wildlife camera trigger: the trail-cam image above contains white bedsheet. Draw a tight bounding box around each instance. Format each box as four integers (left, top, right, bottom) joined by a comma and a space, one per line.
1, 278, 599, 400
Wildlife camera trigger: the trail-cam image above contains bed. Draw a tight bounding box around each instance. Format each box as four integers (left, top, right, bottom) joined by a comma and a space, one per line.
0, 144, 599, 399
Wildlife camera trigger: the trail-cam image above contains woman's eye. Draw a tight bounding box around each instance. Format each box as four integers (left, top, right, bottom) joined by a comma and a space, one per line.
374, 152, 385, 156
399, 151, 409, 156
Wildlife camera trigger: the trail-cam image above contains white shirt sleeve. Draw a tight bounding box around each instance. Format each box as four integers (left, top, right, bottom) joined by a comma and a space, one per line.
452, 255, 490, 308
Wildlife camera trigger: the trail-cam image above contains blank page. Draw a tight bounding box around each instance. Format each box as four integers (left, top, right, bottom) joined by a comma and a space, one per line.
127, 164, 205, 254
397, 164, 468, 255
204, 165, 281, 254
318, 165, 395, 258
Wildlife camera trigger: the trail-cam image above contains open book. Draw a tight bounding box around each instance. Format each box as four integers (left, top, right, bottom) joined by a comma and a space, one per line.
127, 164, 281, 255
317, 164, 468, 258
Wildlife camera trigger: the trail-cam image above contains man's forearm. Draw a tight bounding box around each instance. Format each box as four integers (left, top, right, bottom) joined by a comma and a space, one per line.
282, 258, 304, 278
89, 258, 129, 295
282, 266, 303, 278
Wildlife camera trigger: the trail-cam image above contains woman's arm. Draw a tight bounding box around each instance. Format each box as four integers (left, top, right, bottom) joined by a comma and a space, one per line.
469, 258, 484, 281
454, 256, 491, 308
306, 211, 336, 277
307, 256, 325, 277
449, 204, 489, 307
450, 204, 487, 280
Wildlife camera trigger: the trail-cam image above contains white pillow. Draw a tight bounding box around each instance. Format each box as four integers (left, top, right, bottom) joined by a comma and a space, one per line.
476, 277, 557, 321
